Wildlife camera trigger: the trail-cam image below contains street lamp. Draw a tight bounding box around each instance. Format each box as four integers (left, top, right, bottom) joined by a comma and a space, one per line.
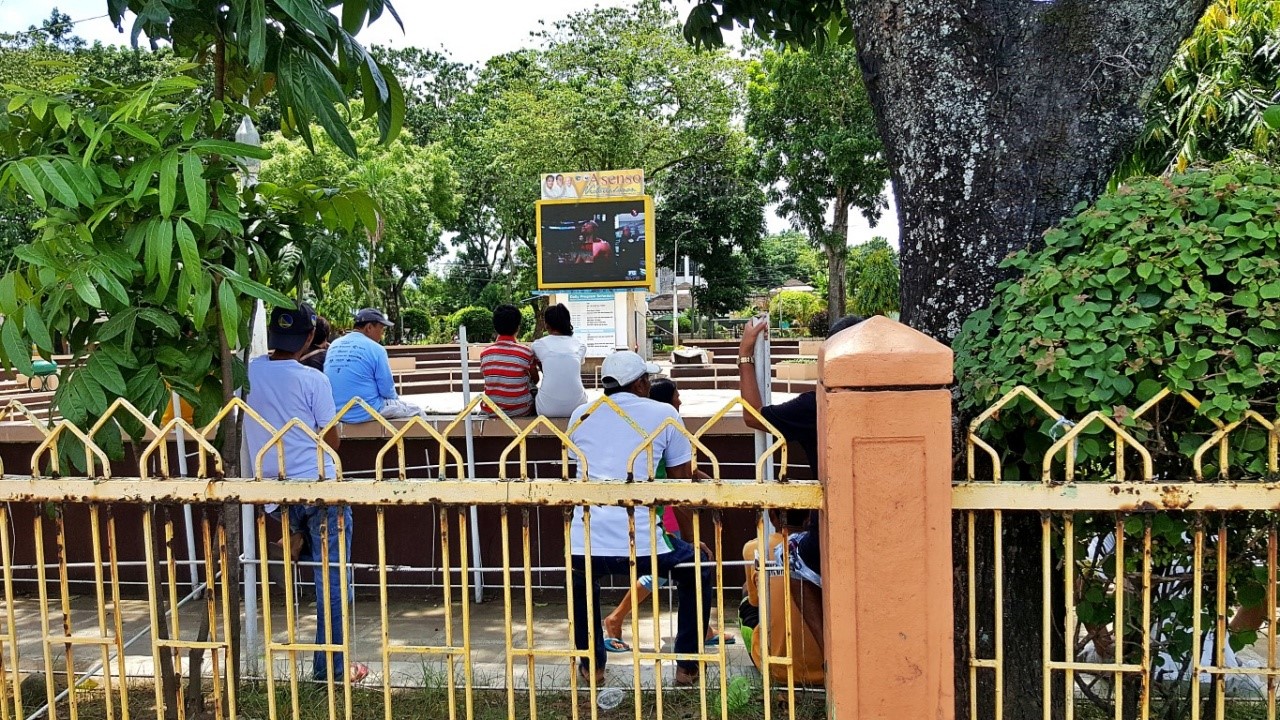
235, 113, 267, 359
233, 110, 265, 677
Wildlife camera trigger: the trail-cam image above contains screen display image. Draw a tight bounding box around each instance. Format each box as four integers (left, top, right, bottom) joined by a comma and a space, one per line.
536, 196, 654, 290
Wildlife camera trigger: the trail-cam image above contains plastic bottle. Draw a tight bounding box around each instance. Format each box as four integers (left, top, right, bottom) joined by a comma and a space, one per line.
596, 687, 625, 711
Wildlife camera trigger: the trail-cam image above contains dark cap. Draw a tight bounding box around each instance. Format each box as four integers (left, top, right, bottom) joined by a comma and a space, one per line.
268, 303, 317, 353
354, 308, 394, 327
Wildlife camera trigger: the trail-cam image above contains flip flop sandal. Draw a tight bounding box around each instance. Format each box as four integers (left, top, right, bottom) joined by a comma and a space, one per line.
603, 636, 631, 653
705, 633, 737, 647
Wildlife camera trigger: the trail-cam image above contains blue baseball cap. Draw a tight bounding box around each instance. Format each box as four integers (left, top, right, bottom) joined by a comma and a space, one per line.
268, 303, 317, 353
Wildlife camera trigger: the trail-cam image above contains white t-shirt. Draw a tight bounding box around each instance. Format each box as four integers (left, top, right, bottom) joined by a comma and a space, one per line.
532, 334, 588, 417
567, 392, 693, 556
245, 356, 338, 480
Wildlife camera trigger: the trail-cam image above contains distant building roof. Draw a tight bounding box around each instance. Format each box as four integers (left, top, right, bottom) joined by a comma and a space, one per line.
647, 293, 690, 312
772, 278, 815, 294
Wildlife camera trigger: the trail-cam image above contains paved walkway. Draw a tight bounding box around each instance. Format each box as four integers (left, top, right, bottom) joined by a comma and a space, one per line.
6, 592, 754, 691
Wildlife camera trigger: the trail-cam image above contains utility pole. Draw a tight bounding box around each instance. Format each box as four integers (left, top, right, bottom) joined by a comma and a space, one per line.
672, 237, 680, 349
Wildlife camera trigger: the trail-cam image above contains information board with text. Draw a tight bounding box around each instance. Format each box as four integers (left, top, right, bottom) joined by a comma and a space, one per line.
560, 290, 619, 357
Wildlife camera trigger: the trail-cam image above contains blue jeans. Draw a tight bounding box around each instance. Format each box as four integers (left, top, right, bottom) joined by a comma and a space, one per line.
572, 537, 712, 673
287, 505, 354, 681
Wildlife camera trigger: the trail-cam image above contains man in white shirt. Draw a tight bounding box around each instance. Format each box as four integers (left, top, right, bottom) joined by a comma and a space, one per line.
567, 351, 711, 686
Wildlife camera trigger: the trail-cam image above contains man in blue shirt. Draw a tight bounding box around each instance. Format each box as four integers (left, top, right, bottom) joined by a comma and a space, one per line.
324, 308, 424, 422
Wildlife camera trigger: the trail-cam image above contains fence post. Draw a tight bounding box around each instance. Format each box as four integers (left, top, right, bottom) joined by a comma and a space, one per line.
817, 315, 954, 719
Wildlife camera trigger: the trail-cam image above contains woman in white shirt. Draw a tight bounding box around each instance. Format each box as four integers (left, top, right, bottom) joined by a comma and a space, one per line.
532, 304, 589, 417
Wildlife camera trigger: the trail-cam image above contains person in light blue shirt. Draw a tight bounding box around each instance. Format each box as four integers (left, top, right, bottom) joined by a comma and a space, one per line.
324, 308, 424, 423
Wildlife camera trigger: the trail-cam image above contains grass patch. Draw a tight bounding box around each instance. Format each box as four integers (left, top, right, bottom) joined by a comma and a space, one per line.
38, 680, 829, 719
1075, 700, 1270, 720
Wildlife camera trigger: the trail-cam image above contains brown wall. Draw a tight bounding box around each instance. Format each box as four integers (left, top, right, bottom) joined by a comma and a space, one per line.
2, 431, 812, 599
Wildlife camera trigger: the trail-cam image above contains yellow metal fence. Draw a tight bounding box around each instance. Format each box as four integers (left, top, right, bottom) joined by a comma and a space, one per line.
0, 395, 824, 720
957, 386, 1280, 720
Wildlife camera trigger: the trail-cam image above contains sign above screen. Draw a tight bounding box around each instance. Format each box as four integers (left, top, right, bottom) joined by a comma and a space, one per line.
540, 169, 645, 200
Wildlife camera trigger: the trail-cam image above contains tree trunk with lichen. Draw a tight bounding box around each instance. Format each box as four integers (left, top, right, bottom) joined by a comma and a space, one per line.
823, 241, 848, 321
209, 33, 242, 713
825, 187, 851, 319
851, 0, 1208, 343
847, 1, 1209, 718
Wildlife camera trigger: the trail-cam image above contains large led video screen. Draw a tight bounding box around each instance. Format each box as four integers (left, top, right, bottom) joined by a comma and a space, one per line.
536, 196, 655, 291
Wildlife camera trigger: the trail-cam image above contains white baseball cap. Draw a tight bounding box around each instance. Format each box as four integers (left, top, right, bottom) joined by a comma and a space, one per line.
601, 351, 660, 389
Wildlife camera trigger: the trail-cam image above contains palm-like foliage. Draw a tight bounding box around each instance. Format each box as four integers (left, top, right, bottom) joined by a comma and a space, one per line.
1121, 0, 1280, 178
106, 0, 405, 156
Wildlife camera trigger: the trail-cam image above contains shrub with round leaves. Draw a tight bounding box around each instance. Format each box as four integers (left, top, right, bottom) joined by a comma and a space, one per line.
448, 306, 495, 343
954, 159, 1280, 685
768, 290, 824, 327
401, 308, 431, 342
957, 158, 1280, 479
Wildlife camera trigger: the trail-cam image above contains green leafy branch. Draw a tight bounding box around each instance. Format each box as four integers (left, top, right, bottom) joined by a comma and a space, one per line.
0, 72, 378, 450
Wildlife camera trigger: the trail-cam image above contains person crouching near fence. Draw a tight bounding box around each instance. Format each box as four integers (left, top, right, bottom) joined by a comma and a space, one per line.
736, 313, 865, 646
246, 302, 369, 684
739, 509, 824, 686
567, 352, 713, 686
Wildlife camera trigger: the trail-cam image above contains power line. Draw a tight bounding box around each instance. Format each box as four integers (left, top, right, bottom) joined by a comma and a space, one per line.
1, 13, 110, 43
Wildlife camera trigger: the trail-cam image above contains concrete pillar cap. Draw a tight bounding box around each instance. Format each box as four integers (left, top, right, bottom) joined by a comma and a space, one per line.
819, 315, 953, 389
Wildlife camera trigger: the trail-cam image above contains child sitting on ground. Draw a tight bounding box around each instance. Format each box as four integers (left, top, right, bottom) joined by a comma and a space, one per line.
739, 509, 824, 685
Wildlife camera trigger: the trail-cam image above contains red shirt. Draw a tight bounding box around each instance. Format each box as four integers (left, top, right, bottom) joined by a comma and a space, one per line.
479, 336, 535, 416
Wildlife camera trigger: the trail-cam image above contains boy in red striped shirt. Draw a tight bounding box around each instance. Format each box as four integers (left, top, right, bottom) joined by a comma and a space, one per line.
479, 305, 539, 417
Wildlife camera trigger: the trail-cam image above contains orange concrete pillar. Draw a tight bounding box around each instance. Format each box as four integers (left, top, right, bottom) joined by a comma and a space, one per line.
817, 315, 954, 719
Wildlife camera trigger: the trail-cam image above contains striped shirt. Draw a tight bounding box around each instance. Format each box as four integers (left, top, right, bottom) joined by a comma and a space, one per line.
479, 336, 535, 417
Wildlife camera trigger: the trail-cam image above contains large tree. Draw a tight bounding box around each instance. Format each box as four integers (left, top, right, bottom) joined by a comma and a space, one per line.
372, 45, 473, 146
1, 7, 85, 50
689, 0, 1209, 344
746, 43, 888, 318
446, 0, 745, 285
846, 237, 899, 318
686, 3, 1213, 719
751, 230, 826, 294
262, 110, 460, 342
